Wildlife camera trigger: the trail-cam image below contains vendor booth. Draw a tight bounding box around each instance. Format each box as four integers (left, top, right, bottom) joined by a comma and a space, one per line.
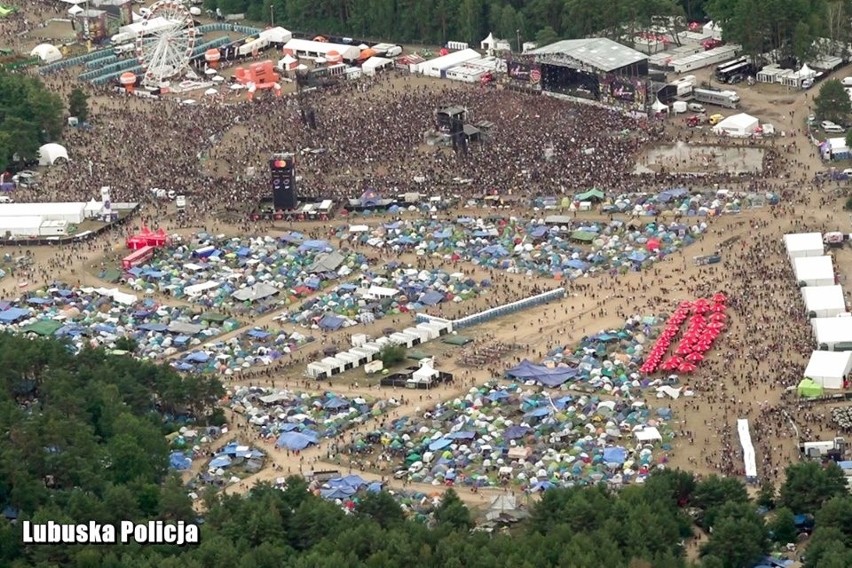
802, 285, 846, 317
794, 255, 835, 286
812, 317, 852, 350
803, 350, 852, 389
784, 232, 824, 260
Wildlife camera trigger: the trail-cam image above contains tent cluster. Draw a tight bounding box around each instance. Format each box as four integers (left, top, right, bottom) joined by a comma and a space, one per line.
167, 425, 223, 471
126, 226, 169, 249
349, 383, 671, 489
641, 294, 727, 375
0, 283, 238, 358
199, 442, 266, 485
226, 386, 398, 445
832, 407, 852, 431
123, 233, 365, 314
283, 265, 483, 329
506, 315, 669, 395
172, 327, 312, 375
341, 218, 705, 280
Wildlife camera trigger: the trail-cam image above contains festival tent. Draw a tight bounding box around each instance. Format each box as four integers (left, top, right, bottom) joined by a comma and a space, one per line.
231, 282, 279, 303
794, 255, 835, 287
276, 431, 317, 450
811, 317, 852, 350
797, 378, 824, 398
712, 113, 759, 137
784, 232, 823, 260
30, 43, 62, 63
803, 350, 852, 389
362, 56, 393, 76
506, 359, 577, 387
37, 143, 69, 166
802, 285, 846, 317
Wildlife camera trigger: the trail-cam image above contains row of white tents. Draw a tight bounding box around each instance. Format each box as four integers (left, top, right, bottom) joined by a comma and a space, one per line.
784, 232, 852, 389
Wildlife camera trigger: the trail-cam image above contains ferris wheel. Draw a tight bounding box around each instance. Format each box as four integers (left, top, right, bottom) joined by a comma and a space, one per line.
135, 0, 196, 88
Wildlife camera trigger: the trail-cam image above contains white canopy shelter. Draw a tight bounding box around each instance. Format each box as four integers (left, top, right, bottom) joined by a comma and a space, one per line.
784, 232, 823, 259
712, 113, 759, 137
67, 5, 83, 16
802, 285, 846, 317
812, 317, 852, 350
30, 44, 62, 63
362, 56, 392, 76
38, 143, 69, 166
794, 255, 835, 287
803, 350, 852, 389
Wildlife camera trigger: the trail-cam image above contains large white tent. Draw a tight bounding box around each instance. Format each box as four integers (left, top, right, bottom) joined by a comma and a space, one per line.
712, 113, 759, 137
362, 56, 392, 76
784, 232, 824, 259
802, 285, 846, 317
794, 255, 835, 286
282, 38, 359, 61
415, 48, 480, 77
803, 350, 852, 389
30, 43, 62, 63
812, 317, 852, 350
38, 143, 69, 166
0, 202, 86, 224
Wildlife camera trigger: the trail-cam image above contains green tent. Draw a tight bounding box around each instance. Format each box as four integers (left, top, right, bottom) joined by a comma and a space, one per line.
22, 320, 62, 337
797, 378, 824, 398
575, 189, 605, 202
570, 230, 597, 243
200, 312, 230, 323
442, 335, 473, 346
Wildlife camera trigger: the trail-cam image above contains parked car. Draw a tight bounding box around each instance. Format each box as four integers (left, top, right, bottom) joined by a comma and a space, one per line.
842, 77, 852, 86
822, 121, 844, 133
708, 114, 725, 125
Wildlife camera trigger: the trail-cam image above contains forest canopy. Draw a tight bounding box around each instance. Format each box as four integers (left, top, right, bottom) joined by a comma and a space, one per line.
0, 71, 64, 172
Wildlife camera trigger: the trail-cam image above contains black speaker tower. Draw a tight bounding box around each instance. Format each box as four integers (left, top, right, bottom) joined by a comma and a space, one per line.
270, 153, 297, 210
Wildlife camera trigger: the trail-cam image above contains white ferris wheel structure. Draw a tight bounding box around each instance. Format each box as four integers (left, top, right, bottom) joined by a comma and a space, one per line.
135, 0, 197, 89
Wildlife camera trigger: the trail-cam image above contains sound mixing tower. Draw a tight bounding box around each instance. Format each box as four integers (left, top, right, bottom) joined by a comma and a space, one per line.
269, 153, 298, 210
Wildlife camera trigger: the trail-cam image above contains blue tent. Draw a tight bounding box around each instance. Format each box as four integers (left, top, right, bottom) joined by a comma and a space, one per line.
419, 291, 444, 306
169, 451, 192, 470
138, 323, 168, 332
209, 455, 232, 469
328, 474, 366, 490
246, 329, 271, 339
185, 351, 210, 363
0, 307, 30, 323
359, 189, 381, 207
276, 432, 317, 451
318, 314, 345, 331
602, 447, 627, 464
504, 425, 529, 440
298, 240, 330, 253
320, 486, 355, 500
446, 431, 476, 440
506, 359, 577, 387
324, 397, 350, 410
367, 482, 383, 493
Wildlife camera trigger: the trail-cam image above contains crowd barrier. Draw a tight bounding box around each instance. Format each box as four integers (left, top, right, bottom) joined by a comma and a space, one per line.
416, 288, 566, 330
196, 23, 261, 35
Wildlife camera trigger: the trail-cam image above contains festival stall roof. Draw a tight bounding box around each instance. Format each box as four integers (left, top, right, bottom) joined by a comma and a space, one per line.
0, 202, 86, 224
282, 39, 360, 61
415, 48, 481, 77
119, 16, 176, 37
803, 350, 852, 389
258, 26, 292, 43
812, 317, 852, 350
794, 255, 835, 287
712, 113, 759, 137
30, 43, 62, 63
307, 361, 332, 378
362, 56, 393, 75
0, 215, 45, 237
575, 189, 605, 202
802, 285, 846, 318
784, 232, 824, 259
529, 37, 647, 73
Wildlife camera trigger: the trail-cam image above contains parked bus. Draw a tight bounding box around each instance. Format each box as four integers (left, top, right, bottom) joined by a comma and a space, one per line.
715, 57, 748, 80
692, 88, 740, 109
122, 246, 155, 270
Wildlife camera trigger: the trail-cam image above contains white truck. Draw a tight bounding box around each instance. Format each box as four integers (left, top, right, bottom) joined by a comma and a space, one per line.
692, 88, 740, 109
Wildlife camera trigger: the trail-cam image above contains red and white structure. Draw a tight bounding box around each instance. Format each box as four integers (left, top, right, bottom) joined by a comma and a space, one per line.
135, 0, 196, 88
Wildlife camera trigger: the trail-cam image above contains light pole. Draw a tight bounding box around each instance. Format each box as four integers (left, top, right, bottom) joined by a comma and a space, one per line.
516, 29, 521, 53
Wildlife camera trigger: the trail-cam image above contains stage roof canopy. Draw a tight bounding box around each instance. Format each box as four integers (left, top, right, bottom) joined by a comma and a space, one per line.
529, 38, 647, 72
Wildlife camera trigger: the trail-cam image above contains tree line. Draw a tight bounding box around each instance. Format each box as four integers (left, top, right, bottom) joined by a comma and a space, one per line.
1, 334, 852, 568
200, 0, 852, 65
0, 71, 64, 173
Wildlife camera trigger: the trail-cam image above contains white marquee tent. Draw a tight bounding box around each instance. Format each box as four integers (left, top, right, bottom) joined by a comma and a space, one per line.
281, 38, 360, 61
712, 113, 759, 137
784, 232, 824, 259
30, 43, 62, 63
38, 143, 69, 166
812, 317, 852, 350
362, 56, 393, 76
803, 350, 852, 389
802, 285, 846, 317
415, 48, 480, 77
794, 255, 835, 287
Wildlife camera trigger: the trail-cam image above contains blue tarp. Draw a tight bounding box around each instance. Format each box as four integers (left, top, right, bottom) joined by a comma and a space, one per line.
324, 397, 350, 410
602, 447, 627, 464
185, 351, 210, 363
0, 307, 30, 322
506, 359, 578, 387
276, 431, 317, 450
320, 487, 355, 500
209, 455, 232, 469
657, 187, 688, 203
523, 407, 553, 418
420, 291, 444, 306
138, 323, 168, 332
428, 437, 454, 451
318, 314, 345, 331
298, 240, 330, 253
247, 329, 271, 339
327, 474, 366, 490
27, 298, 51, 305
169, 451, 192, 470
504, 425, 529, 440
529, 226, 548, 238
446, 431, 476, 440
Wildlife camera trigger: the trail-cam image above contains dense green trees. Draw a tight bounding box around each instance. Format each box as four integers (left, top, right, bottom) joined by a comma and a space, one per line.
0, 71, 64, 172
815, 80, 852, 125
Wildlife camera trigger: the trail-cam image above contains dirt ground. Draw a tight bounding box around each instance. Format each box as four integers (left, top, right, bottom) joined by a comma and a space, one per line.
4, 3, 852, 511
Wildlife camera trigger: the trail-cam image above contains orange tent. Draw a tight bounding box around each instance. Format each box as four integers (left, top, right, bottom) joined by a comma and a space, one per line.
358, 48, 377, 61
326, 50, 342, 63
